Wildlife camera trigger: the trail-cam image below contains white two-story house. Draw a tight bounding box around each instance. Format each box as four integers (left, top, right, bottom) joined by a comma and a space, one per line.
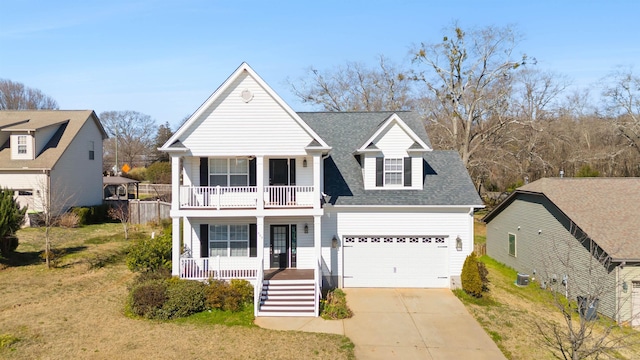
160, 63, 483, 317
0, 110, 107, 215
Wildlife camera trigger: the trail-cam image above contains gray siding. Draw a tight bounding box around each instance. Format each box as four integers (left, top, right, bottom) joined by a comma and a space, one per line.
486, 194, 618, 320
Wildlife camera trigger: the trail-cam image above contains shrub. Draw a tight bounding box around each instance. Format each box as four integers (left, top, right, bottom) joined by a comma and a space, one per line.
146, 161, 171, 184
461, 253, 484, 297
129, 279, 168, 318
58, 212, 80, 228
126, 232, 172, 273
205, 279, 253, 312
159, 278, 207, 319
478, 260, 490, 292
127, 167, 147, 181
321, 289, 353, 319
70, 207, 91, 225
0, 188, 26, 257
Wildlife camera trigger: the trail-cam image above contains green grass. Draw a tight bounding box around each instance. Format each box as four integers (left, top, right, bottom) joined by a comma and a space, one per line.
0, 334, 19, 349
173, 305, 256, 327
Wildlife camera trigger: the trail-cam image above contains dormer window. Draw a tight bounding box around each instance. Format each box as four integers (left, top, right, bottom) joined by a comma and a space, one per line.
375, 157, 412, 188
17, 136, 27, 154
384, 158, 403, 185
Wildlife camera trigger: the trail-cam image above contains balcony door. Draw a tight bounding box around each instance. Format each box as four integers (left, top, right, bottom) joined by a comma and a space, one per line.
268, 159, 295, 205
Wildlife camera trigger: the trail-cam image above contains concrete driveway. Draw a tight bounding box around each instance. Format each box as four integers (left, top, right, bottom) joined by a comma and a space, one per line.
255, 288, 506, 360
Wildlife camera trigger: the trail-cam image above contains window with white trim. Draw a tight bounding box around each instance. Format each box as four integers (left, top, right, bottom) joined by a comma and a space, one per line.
89, 141, 95, 160
508, 233, 516, 257
209, 224, 249, 257
209, 158, 248, 186
17, 135, 27, 154
384, 158, 403, 185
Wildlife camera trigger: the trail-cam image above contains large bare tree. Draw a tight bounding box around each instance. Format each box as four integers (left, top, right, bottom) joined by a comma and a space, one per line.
290, 55, 415, 111
601, 68, 640, 155
412, 24, 529, 172
0, 79, 59, 110
100, 110, 156, 171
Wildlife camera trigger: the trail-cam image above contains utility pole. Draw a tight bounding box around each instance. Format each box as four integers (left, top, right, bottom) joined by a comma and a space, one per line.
115, 123, 118, 175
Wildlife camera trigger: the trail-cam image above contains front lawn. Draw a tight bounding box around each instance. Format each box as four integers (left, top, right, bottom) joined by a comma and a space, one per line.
0, 223, 354, 359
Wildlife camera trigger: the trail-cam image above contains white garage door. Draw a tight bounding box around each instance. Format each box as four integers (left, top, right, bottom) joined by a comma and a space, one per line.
343, 235, 450, 288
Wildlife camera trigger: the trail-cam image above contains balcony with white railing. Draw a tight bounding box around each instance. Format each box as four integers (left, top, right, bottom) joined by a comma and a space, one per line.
179, 185, 315, 210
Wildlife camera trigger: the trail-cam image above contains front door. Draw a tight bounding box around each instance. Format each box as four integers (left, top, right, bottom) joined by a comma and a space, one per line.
270, 225, 289, 269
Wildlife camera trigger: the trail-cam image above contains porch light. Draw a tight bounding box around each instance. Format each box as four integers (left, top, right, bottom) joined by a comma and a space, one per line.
303, 158, 307, 167
332, 235, 338, 248
623, 281, 628, 293
456, 236, 462, 251
304, 223, 309, 233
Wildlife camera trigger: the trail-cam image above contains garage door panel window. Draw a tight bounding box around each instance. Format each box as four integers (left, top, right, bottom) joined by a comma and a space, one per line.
344, 236, 447, 244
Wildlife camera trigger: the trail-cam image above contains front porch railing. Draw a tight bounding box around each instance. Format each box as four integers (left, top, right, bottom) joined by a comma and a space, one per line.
254, 258, 264, 316
179, 257, 258, 280
179, 185, 315, 209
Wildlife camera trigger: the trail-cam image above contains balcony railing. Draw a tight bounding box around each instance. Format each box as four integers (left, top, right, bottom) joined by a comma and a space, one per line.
179, 257, 258, 280
179, 185, 314, 209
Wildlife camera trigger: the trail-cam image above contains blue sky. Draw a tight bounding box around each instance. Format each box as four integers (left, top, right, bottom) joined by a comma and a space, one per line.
2, 0, 639, 129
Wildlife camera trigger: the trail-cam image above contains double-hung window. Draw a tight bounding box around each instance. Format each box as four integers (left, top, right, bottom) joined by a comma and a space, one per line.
210, 224, 249, 257
209, 158, 248, 187
384, 158, 403, 185
17, 135, 27, 154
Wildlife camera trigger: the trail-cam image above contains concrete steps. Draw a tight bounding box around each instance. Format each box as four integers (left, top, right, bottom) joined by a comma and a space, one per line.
258, 279, 317, 317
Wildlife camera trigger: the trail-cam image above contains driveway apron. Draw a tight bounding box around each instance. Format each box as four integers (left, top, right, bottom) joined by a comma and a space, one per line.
342, 288, 506, 360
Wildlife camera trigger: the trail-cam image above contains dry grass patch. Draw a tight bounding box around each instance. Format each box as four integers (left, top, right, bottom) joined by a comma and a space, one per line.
0, 224, 354, 360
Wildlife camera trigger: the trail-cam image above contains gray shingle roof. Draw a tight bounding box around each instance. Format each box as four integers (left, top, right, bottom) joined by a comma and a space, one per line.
298, 111, 483, 206
485, 177, 640, 260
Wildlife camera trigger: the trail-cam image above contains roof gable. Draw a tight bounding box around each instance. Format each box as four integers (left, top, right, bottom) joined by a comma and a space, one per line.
161, 63, 329, 154
356, 113, 431, 153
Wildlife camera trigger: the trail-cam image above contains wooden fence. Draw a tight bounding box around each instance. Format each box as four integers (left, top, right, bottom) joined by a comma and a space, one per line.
128, 200, 171, 225
138, 183, 171, 196
474, 243, 487, 257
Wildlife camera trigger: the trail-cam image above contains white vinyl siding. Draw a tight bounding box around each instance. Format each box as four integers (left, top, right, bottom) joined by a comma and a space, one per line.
324, 207, 473, 288
180, 72, 314, 156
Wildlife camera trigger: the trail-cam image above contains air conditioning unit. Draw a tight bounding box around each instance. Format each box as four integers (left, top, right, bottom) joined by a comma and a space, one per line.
516, 273, 530, 286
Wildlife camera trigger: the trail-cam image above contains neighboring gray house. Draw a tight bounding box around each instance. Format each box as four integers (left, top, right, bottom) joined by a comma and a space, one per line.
0, 110, 107, 213
160, 63, 484, 317
483, 177, 640, 325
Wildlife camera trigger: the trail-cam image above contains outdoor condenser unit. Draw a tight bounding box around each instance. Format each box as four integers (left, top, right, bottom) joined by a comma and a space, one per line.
516, 273, 530, 286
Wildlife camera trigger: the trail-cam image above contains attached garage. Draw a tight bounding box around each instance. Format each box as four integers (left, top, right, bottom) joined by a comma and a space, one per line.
342, 235, 450, 288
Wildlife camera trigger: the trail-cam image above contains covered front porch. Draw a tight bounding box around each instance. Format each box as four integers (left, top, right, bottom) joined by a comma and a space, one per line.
173, 215, 324, 316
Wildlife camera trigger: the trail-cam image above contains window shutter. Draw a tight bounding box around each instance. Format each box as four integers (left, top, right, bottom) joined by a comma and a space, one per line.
289, 158, 296, 186
249, 158, 256, 186
249, 223, 257, 257
200, 224, 209, 257
376, 157, 384, 187
199, 158, 208, 186
404, 157, 412, 187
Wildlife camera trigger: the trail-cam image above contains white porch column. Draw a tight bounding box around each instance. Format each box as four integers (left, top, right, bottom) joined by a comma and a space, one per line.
257, 216, 265, 270
256, 156, 264, 211
314, 215, 322, 268
171, 155, 181, 210
171, 217, 180, 276
312, 154, 321, 209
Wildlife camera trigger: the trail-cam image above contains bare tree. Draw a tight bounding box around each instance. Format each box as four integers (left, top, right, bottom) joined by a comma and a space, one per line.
412, 24, 530, 171
0, 79, 59, 110
601, 67, 640, 155
108, 202, 130, 240
290, 55, 415, 111
100, 110, 156, 170
34, 175, 76, 268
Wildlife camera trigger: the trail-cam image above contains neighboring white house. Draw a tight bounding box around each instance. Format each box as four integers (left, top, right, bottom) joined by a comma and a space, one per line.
0, 110, 107, 214
160, 63, 484, 317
